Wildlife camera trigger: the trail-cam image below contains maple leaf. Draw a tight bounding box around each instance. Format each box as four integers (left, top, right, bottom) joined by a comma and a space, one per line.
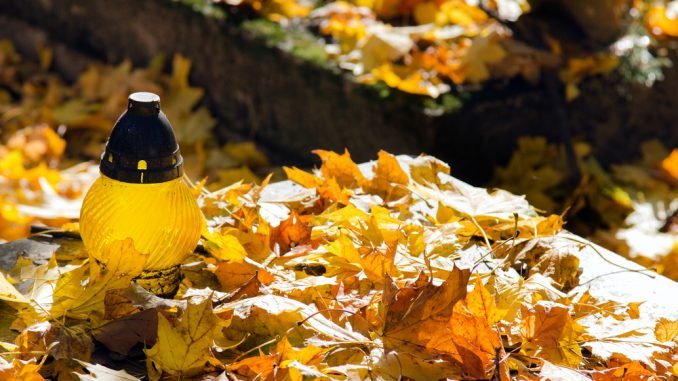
75, 360, 140, 381
94, 308, 159, 355
654, 317, 678, 343
229, 354, 278, 379
14, 322, 57, 360
425, 276, 504, 379
495, 237, 581, 291
408, 154, 450, 187
145, 297, 225, 380
411, 174, 535, 222
270, 211, 313, 254
0, 271, 28, 306
230, 336, 328, 379
50, 238, 149, 321
13, 321, 93, 380
382, 267, 471, 353
214, 294, 367, 343
365, 150, 410, 202
213, 261, 259, 292
313, 149, 366, 189
0, 359, 45, 381
590, 361, 656, 381
203, 228, 248, 263
520, 301, 583, 367
283, 166, 350, 205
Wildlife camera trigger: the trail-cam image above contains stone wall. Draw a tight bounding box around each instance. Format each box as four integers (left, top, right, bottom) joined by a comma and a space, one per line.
1, 0, 678, 182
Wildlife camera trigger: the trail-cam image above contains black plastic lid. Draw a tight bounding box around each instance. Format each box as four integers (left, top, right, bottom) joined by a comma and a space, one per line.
100, 92, 184, 184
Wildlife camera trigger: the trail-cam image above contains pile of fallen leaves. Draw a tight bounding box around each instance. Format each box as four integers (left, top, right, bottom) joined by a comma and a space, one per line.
0, 40, 272, 241
0, 149, 676, 380
492, 136, 678, 282
1, 35, 677, 380
217, 0, 678, 98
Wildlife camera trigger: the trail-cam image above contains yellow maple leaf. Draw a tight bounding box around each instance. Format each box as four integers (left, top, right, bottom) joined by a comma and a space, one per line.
145, 297, 224, 380
50, 238, 149, 320
203, 228, 248, 263
284, 166, 350, 205
313, 149, 366, 189
520, 301, 583, 367
325, 233, 362, 264
365, 150, 410, 201
654, 317, 678, 343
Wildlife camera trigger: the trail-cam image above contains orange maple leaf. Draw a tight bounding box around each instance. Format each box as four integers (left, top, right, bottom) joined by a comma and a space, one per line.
270, 211, 313, 254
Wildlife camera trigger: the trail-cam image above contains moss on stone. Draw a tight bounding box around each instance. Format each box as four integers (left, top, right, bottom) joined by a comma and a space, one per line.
169, 0, 226, 19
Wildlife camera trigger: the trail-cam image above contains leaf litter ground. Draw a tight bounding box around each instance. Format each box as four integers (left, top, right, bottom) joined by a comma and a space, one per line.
0, 41, 677, 380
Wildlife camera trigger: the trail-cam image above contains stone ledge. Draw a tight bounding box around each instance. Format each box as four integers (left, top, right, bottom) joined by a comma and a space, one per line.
1, 0, 678, 183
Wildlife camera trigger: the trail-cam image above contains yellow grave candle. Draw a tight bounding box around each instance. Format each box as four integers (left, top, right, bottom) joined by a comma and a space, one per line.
80, 92, 203, 295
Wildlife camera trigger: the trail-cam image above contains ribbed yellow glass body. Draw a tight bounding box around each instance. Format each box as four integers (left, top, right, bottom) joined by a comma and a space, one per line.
80, 174, 203, 271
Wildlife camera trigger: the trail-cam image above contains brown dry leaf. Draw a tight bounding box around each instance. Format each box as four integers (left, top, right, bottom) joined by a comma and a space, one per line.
15, 322, 57, 360
102, 289, 141, 320
94, 309, 159, 355
50, 323, 94, 364
15, 322, 92, 380
145, 297, 224, 380
382, 268, 472, 359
